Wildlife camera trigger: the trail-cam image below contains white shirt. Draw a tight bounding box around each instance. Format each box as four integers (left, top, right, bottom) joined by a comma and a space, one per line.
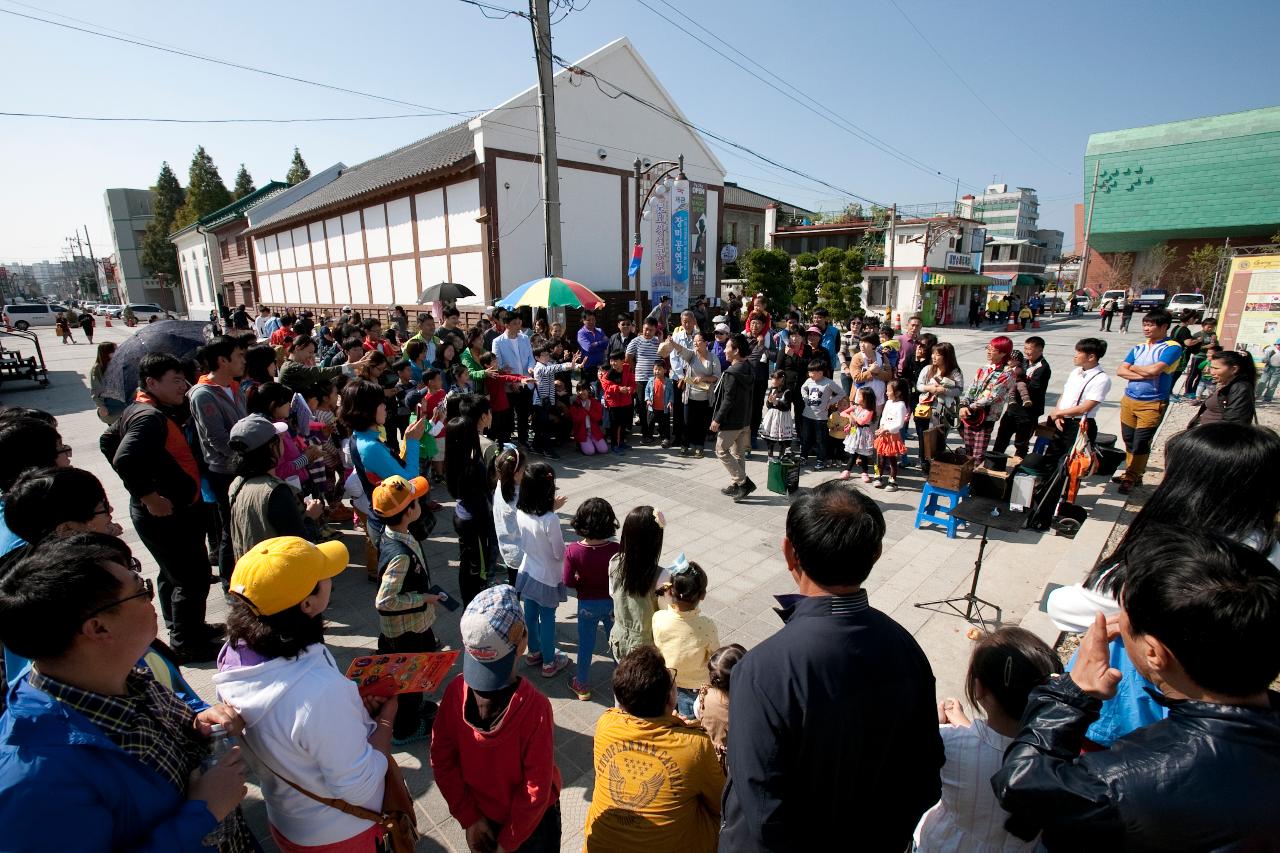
516, 509, 566, 588
493, 485, 521, 567
1054, 365, 1111, 419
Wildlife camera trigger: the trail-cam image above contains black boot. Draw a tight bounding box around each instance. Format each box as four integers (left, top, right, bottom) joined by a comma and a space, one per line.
734, 478, 758, 502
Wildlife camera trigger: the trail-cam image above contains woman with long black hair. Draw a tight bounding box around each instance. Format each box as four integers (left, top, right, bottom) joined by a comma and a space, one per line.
444, 396, 496, 604
1191, 349, 1257, 427
90, 341, 122, 424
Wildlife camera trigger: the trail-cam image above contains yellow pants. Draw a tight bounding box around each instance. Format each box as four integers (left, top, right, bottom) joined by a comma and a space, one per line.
1119, 396, 1168, 481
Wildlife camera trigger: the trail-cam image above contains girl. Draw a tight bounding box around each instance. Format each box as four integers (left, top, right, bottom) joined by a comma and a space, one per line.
444, 399, 498, 604
651, 557, 719, 719
514, 461, 571, 678
693, 643, 746, 770
242, 343, 279, 400
491, 445, 525, 586
434, 341, 460, 386
247, 382, 315, 491
600, 352, 635, 455
840, 387, 877, 482
90, 341, 121, 425
915, 627, 1062, 852
873, 379, 909, 491
569, 380, 609, 454
608, 505, 670, 659
991, 350, 1036, 459
759, 370, 795, 459
563, 497, 621, 700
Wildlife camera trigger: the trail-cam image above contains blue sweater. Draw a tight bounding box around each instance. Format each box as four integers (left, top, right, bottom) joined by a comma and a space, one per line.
352, 428, 420, 483
0, 676, 217, 851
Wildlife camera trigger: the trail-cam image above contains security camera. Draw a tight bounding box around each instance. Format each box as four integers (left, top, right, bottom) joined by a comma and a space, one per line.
641, 158, 652, 169
597, 148, 608, 160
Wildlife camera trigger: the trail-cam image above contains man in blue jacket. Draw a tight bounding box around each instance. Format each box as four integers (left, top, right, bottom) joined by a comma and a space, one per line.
0, 537, 251, 851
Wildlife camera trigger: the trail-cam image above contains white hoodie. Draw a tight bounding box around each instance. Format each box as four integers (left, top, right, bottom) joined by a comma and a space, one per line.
212, 643, 387, 846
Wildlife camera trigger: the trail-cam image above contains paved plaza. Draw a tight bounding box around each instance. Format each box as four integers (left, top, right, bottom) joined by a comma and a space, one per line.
1, 313, 1142, 851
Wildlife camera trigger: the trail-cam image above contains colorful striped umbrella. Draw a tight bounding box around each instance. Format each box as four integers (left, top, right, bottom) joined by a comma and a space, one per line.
497, 276, 606, 310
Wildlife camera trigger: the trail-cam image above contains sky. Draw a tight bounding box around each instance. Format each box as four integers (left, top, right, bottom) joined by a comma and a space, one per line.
2, 0, 1278, 267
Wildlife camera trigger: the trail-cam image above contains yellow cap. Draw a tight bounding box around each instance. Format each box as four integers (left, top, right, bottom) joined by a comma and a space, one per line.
230, 536, 349, 616
371, 475, 429, 518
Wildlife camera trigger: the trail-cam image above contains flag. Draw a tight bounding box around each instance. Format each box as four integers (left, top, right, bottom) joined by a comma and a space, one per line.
627, 244, 643, 278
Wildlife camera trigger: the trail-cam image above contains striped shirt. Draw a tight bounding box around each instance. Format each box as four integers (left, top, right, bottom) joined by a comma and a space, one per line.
532, 359, 575, 405
1122, 338, 1182, 401
626, 334, 662, 383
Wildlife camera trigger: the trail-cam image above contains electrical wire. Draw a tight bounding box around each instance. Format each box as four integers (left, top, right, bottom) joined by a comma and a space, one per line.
0, 111, 494, 124
456, 0, 527, 19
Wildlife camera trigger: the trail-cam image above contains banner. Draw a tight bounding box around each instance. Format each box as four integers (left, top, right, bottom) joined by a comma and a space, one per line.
650, 179, 671, 305
689, 182, 707, 307
670, 178, 690, 311
1217, 254, 1280, 359
627, 244, 643, 279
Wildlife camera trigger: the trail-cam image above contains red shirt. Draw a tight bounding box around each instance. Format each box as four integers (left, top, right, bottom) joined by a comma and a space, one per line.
650, 376, 667, 412
599, 364, 635, 408
562, 540, 620, 601
485, 374, 511, 412
269, 327, 293, 347
568, 398, 605, 443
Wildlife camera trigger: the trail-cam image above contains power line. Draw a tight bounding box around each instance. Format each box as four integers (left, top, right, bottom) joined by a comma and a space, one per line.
456, 0, 527, 19
0, 111, 485, 124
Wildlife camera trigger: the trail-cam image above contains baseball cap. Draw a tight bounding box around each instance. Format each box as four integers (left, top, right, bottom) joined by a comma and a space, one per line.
229, 414, 288, 452
371, 474, 429, 519
714, 323, 730, 334
806, 325, 822, 335
712, 314, 727, 325
230, 536, 349, 616
460, 585, 526, 691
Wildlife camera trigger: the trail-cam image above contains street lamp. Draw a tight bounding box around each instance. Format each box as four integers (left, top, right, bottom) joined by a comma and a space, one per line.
631, 155, 683, 327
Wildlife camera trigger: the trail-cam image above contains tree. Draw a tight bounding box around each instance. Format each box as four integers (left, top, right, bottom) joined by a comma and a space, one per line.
1182, 243, 1224, 294
1103, 252, 1134, 293
792, 252, 820, 310
740, 248, 793, 316
140, 161, 184, 283
286, 147, 311, 186
173, 146, 231, 228
1137, 242, 1177, 288
232, 164, 256, 200
814, 247, 865, 322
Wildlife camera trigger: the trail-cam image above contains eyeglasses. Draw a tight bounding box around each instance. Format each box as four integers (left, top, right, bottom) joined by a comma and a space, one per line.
84, 576, 154, 619
56, 445, 73, 458
93, 501, 113, 517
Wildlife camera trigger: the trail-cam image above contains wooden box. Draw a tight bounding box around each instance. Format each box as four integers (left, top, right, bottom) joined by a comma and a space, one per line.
927, 450, 975, 491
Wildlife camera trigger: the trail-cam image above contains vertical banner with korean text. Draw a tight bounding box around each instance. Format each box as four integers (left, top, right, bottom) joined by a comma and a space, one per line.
650, 179, 671, 306
689, 182, 707, 305
670, 178, 690, 311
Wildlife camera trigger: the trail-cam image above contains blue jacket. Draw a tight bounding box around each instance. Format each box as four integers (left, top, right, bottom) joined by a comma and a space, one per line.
644, 375, 675, 411
0, 676, 217, 851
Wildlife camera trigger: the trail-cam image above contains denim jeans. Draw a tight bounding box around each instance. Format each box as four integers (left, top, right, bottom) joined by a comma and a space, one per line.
523, 598, 558, 662
575, 598, 614, 684
676, 687, 698, 719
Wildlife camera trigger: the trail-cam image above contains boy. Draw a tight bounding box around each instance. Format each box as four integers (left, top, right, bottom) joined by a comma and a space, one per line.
994, 527, 1280, 849
531, 345, 579, 459
799, 359, 843, 470
404, 339, 428, 384
645, 360, 675, 448
337, 337, 366, 378
388, 358, 415, 449
408, 368, 448, 485
371, 474, 443, 745
1048, 337, 1111, 443
1194, 344, 1221, 401
480, 351, 527, 447
600, 351, 636, 454
430, 585, 562, 852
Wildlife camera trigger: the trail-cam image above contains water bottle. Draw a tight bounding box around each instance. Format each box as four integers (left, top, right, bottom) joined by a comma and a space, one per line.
199, 724, 235, 847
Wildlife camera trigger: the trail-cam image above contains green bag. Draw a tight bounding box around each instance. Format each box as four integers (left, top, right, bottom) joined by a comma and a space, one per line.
767, 456, 798, 495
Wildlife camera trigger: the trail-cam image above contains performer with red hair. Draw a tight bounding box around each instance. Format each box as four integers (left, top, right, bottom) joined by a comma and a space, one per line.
957, 336, 1014, 458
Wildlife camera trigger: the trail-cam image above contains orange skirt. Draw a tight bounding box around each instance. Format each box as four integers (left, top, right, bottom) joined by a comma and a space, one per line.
873, 432, 906, 456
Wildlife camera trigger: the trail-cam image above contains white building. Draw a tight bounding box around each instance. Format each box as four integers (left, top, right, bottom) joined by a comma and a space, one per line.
960, 184, 1040, 239
863, 216, 993, 326
243, 38, 726, 317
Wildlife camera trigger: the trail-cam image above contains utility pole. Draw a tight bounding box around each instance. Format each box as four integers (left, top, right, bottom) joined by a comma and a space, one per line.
1077, 159, 1102, 297
885, 203, 897, 319
529, 0, 563, 285
83, 225, 102, 301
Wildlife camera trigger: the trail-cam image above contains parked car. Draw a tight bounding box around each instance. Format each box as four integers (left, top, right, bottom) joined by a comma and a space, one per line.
1101, 289, 1127, 306
97, 303, 122, 316
1074, 295, 1094, 311
124, 303, 171, 322
1167, 292, 1207, 316
1133, 288, 1168, 311
3, 303, 70, 331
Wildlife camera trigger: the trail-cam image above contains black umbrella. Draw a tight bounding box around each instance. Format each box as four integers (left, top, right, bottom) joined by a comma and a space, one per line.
417, 281, 475, 303
100, 319, 212, 403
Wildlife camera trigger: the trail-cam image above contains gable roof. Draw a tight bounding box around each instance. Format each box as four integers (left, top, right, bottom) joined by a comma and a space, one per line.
248, 122, 476, 232
723, 182, 814, 215
200, 181, 290, 230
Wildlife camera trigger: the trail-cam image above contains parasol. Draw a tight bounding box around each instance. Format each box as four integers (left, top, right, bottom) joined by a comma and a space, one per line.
417, 281, 475, 303
496, 276, 605, 310
99, 319, 212, 403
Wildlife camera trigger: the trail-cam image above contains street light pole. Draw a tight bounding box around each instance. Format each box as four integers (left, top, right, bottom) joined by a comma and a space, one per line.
631, 156, 683, 328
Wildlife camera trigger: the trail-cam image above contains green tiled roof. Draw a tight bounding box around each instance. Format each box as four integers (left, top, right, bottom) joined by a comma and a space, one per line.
1083, 106, 1280, 252
199, 181, 290, 230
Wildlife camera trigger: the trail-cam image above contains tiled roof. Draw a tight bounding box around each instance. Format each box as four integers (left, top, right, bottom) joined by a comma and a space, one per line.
200, 182, 289, 231
723, 182, 813, 215
250, 122, 476, 231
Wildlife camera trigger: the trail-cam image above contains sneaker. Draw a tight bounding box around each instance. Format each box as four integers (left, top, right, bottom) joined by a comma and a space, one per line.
694, 448, 705, 459
390, 708, 437, 747
721, 482, 742, 496
1111, 471, 1128, 484
1117, 477, 1137, 495
425, 500, 445, 513
811, 461, 827, 471
660, 439, 672, 449
570, 677, 592, 700
861, 472, 871, 483
679, 447, 690, 456
612, 446, 625, 455
840, 470, 851, 481
169, 639, 222, 665
734, 479, 757, 502
872, 477, 885, 489
885, 478, 899, 492
541, 652, 570, 678
525, 652, 544, 667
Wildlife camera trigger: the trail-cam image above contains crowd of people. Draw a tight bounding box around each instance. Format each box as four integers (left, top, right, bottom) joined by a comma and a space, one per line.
0, 293, 1275, 852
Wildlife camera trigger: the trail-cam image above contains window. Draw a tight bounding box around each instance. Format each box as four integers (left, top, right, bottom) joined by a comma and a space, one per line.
730, 222, 738, 244
236, 236, 247, 257
220, 241, 230, 261
898, 234, 908, 244
751, 224, 759, 247
868, 278, 888, 306
990, 246, 1001, 261
1009, 245, 1019, 260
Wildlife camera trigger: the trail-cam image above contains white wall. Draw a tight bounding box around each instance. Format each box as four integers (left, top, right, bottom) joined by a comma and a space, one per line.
174, 230, 218, 319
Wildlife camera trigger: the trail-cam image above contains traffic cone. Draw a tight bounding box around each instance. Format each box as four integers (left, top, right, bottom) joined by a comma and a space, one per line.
104, 316, 112, 327
1031, 320, 1041, 329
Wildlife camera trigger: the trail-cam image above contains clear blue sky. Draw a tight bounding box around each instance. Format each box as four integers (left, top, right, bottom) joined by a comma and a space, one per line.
2, 0, 1277, 265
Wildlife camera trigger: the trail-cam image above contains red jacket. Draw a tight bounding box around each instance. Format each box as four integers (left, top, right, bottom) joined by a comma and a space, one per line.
599, 364, 635, 408
430, 676, 561, 851
568, 397, 605, 443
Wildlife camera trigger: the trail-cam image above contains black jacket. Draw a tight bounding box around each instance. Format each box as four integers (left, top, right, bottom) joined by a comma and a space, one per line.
1025, 357, 1052, 417
721, 591, 943, 852
106, 399, 201, 507
993, 676, 1280, 851
1192, 378, 1255, 427
710, 359, 754, 431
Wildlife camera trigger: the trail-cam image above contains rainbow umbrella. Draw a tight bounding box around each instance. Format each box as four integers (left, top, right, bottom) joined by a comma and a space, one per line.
497, 276, 605, 310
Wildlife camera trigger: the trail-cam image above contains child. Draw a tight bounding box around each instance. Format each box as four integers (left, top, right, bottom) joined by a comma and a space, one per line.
513, 461, 571, 678
492, 445, 525, 587
799, 359, 843, 470
873, 379, 909, 491
651, 557, 719, 719
569, 380, 609, 455
531, 346, 580, 459
412, 368, 448, 483
388, 358, 415, 445
1005, 350, 1034, 410
55, 313, 74, 345
338, 337, 366, 378
429, 585, 563, 853
759, 370, 795, 459
1195, 344, 1221, 401
370, 474, 444, 745
444, 399, 498, 604
694, 644, 746, 770
403, 339, 427, 384
480, 351, 514, 445
840, 387, 877, 482
608, 505, 670, 659
917, 627, 1061, 852
645, 361, 675, 448
600, 352, 635, 455
449, 362, 473, 395
562, 497, 621, 700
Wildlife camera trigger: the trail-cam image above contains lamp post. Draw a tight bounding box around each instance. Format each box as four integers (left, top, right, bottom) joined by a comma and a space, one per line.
632, 155, 683, 328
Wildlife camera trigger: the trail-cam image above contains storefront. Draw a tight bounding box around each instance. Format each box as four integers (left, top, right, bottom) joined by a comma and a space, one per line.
923, 272, 996, 326
988, 273, 1047, 306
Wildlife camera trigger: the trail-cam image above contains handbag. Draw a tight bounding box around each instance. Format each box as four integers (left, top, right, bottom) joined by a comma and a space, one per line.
913, 393, 935, 421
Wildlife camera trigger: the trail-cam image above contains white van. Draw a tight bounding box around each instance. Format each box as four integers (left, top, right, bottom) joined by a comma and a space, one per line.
3, 303, 69, 331
125, 303, 171, 322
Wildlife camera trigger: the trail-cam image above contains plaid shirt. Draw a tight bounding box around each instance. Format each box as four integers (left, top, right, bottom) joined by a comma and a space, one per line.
28, 666, 256, 852
376, 528, 437, 638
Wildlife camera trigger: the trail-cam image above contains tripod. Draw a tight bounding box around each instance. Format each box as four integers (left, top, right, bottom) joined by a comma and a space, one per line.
914, 496, 1023, 631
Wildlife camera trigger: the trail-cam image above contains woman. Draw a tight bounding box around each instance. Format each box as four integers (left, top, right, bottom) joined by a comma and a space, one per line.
434, 341, 461, 385
1046, 423, 1280, 747
89, 342, 123, 425
667, 331, 722, 457
214, 536, 400, 853
389, 305, 409, 339
775, 331, 813, 446
444, 399, 497, 604
1191, 350, 1256, 426
957, 337, 1014, 459
459, 326, 492, 386
227, 413, 322, 559
915, 342, 965, 468
242, 342, 279, 401
549, 321, 574, 358
530, 317, 551, 352
340, 380, 427, 552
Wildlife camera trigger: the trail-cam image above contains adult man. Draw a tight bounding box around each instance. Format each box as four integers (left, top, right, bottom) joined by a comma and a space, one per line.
773, 311, 802, 352
107, 354, 221, 661
606, 315, 636, 361
710, 333, 757, 501
1099, 295, 1117, 332
1177, 315, 1218, 399
361, 318, 396, 358
187, 335, 248, 588
992, 335, 1052, 458
406, 311, 438, 358
278, 334, 355, 394
994, 528, 1280, 849
1048, 338, 1111, 442
483, 309, 508, 351
987, 293, 1001, 325
667, 310, 699, 447
745, 313, 775, 448
253, 305, 277, 341
1259, 337, 1280, 403
0, 537, 252, 851
969, 291, 984, 328
583, 646, 724, 851
576, 310, 608, 388
646, 294, 672, 335
812, 307, 841, 374
436, 306, 466, 355
493, 314, 535, 446
722, 482, 943, 850
1115, 308, 1181, 493
229, 303, 250, 331
895, 315, 922, 377
625, 319, 662, 443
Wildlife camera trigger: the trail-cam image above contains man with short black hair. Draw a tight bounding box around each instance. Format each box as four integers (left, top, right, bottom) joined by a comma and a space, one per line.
721, 482, 942, 851
408, 311, 439, 364
626, 318, 663, 442
230, 303, 250, 331
483, 308, 508, 350
1115, 308, 1181, 493
253, 305, 277, 341
995, 526, 1280, 849
576, 310, 608, 389
494, 314, 535, 446
437, 306, 465, 354
711, 333, 759, 500
606, 314, 635, 361
1049, 337, 1111, 443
